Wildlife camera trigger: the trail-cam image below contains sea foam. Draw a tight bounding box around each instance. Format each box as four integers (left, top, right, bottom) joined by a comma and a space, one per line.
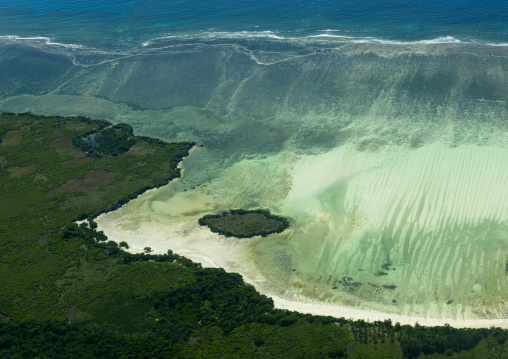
0, 35, 84, 49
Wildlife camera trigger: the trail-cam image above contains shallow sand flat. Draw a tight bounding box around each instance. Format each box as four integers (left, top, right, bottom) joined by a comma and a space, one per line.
264, 144, 508, 321
96, 141, 508, 327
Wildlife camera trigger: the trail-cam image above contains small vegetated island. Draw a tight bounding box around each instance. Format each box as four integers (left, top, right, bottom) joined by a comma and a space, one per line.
199, 209, 290, 238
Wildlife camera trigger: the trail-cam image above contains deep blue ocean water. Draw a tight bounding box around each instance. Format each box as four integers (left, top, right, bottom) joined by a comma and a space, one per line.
1, 0, 508, 50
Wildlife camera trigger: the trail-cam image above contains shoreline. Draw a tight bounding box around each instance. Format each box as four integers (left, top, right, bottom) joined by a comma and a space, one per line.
180, 249, 508, 329
129, 144, 197, 198
83, 144, 197, 227
104, 227, 508, 329
270, 294, 508, 329
170, 249, 508, 329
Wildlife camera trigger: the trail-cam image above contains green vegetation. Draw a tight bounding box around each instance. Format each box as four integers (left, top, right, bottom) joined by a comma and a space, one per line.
199, 209, 290, 238
0, 112, 193, 321
74, 123, 137, 156
1, 112, 508, 358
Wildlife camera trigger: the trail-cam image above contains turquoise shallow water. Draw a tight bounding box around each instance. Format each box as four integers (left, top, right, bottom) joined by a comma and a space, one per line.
2, 1, 508, 320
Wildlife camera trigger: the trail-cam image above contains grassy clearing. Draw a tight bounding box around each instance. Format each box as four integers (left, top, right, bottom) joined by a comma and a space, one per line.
81, 293, 154, 334
8, 165, 36, 177
49, 169, 118, 195
1, 125, 30, 146
49, 136, 86, 158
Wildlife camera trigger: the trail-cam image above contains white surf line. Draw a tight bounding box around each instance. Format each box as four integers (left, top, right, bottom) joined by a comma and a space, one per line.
5, 36, 315, 68
3, 34, 484, 69
0, 35, 84, 48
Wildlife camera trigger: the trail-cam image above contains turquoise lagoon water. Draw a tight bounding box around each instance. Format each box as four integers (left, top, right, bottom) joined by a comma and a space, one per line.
2, 0, 508, 320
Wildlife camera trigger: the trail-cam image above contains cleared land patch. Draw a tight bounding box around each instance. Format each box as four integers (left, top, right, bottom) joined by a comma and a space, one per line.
50, 169, 117, 195
62, 157, 94, 165
37, 229, 52, 245
199, 209, 290, 238
1, 125, 30, 146
50, 136, 86, 158
8, 165, 36, 177
127, 142, 156, 156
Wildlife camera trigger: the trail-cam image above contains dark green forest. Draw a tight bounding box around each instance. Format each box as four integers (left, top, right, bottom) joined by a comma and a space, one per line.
0, 113, 507, 358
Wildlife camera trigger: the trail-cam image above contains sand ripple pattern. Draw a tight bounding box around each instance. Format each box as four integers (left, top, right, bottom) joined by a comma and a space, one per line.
300, 144, 508, 319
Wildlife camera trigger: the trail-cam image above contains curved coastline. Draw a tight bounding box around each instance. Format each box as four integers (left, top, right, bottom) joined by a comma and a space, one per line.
99, 214, 508, 329
95, 147, 508, 330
